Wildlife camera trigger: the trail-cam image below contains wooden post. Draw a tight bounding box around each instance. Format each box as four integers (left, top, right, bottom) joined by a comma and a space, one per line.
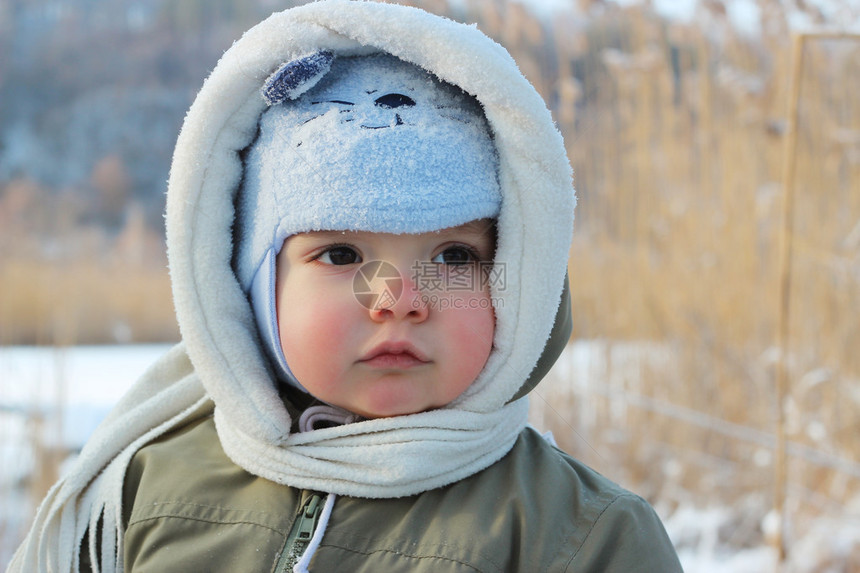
774, 30, 860, 571
773, 32, 805, 569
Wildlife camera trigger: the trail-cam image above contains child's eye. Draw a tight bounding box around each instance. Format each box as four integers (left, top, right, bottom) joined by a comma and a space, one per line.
316, 245, 362, 265
431, 246, 479, 265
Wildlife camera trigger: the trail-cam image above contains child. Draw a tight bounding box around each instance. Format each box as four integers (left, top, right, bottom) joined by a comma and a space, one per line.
11, 2, 683, 571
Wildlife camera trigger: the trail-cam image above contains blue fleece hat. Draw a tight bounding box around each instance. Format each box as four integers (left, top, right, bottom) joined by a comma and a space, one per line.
235, 52, 501, 390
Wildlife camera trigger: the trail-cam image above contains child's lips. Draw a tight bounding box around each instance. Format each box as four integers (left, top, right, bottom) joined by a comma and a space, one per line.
359, 342, 430, 369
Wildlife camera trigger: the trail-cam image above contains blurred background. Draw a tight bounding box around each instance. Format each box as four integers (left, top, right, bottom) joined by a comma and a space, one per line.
1, 0, 858, 570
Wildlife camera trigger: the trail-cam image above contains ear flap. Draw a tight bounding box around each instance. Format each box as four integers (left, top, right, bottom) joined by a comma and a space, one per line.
508, 273, 573, 403
262, 51, 335, 105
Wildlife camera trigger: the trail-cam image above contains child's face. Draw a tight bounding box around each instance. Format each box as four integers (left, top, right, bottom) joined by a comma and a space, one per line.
275, 220, 496, 418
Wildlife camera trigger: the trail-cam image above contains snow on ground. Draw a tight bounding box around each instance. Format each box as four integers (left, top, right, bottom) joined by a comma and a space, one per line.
0, 344, 173, 449
663, 505, 779, 572
0, 344, 173, 565
1, 344, 174, 484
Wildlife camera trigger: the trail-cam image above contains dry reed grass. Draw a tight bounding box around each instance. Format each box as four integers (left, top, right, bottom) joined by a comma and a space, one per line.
0, 256, 177, 346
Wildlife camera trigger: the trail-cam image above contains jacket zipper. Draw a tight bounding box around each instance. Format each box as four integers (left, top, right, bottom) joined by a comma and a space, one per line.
274, 492, 325, 573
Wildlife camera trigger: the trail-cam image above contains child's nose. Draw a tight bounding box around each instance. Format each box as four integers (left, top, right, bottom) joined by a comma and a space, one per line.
368, 271, 429, 323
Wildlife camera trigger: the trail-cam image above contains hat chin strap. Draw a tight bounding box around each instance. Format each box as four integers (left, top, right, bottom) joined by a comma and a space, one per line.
248, 246, 309, 393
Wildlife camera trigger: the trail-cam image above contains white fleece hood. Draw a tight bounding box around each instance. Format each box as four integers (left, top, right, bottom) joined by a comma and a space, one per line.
10, 3, 574, 571
170, 0, 573, 432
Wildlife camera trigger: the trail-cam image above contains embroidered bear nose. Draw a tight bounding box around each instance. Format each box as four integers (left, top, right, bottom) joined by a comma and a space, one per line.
374, 93, 416, 109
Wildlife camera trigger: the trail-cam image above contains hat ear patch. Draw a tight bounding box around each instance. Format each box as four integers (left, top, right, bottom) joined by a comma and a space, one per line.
262, 51, 335, 105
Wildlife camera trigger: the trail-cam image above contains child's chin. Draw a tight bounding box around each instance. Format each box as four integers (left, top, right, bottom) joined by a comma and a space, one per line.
350, 399, 434, 420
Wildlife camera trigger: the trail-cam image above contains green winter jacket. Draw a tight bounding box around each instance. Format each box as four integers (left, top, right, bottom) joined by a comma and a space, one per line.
122, 414, 682, 572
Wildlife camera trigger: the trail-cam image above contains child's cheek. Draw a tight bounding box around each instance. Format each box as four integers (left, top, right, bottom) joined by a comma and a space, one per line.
444, 302, 496, 397
280, 281, 358, 389
307, 298, 355, 358
461, 305, 495, 358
